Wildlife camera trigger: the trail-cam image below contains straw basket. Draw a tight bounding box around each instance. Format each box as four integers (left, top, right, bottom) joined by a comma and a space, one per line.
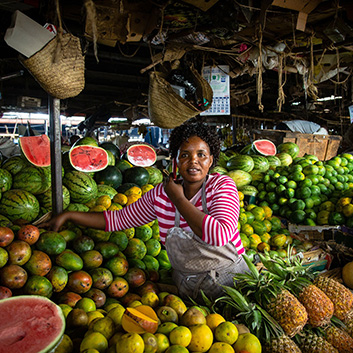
20, 33, 85, 99
148, 67, 213, 129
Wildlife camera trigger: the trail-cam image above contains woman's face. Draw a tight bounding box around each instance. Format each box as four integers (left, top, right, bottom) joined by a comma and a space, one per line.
177, 136, 213, 183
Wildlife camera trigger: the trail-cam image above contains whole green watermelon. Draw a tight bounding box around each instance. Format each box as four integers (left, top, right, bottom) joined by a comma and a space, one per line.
13, 166, 51, 195
1, 156, 29, 176
0, 189, 39, 222
37, 186, 70, 211
0, 168, 12, 192
251, 155, 270, 172
97, 184, 118, 199
277, 142, 300, 159
123, 167, 150, 187
63, 170, 98, 204
276, 153, 293, 167
95, 166, 123, 189
146, 167, 163, 186
227, 170, 252, 188
266, 155, 281, 170
226, 155, 254, 172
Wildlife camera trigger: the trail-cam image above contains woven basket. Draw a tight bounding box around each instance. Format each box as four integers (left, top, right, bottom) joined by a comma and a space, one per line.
20, 33, 85, 99
148, 67, 213, 129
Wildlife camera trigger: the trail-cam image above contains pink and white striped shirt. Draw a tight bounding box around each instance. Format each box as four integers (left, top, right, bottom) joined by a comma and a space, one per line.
104, 173, 244, 255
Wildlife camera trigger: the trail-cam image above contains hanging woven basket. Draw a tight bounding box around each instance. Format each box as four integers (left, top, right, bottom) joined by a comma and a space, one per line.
148, 67, 213, 129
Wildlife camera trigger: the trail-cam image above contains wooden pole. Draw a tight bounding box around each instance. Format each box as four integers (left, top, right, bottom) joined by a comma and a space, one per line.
48, 96, 63, 215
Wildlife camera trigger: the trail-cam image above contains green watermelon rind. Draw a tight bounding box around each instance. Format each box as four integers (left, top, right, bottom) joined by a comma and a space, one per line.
277, 142, 300, 159
66, 203, 90, 212
226, 155, 254, 172
123, 167, 150, 187
227, 170, 252, 188
0, 189, 39, 222
63, 171, 98, 204
13, 166, 51, 195
97, 184, 118, 199
1, 156, 30, 176
146, 167, 163, 186
251, 155, 270, 173
37, 186, 70, 211
0, 168, 12, 192
95, 165, 123, 189
0, 295, 65, 353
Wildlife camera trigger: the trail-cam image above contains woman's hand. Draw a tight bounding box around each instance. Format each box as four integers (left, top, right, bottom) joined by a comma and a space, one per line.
38, 211, 106, 232
163, 173, 185, 204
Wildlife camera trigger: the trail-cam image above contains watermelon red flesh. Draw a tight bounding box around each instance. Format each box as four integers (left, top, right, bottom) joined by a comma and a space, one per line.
126, 144, 157, 167
253, 140, 277, 156
19, 135, 50, 167
0, 295, 65, 353
69, 145, 109, 172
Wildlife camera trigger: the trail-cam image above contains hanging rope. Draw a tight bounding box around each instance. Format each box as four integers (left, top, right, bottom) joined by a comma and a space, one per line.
54, 0, 64, 63
84, 0, 99, 63
256, 25, 264, 112
307, 33, 319, 100
277, 53, 286, 112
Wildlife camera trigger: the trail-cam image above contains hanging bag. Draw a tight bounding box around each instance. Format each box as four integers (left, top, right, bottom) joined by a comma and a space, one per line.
148, 66, 213, 129
20, 0, 85, 99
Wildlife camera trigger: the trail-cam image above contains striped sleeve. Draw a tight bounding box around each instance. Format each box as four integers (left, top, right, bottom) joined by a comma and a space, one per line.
104, 186, 158, 232
202, 175, 244, 254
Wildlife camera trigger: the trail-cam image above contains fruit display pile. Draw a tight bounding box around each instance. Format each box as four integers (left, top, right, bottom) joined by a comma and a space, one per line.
213, 140, 353, 228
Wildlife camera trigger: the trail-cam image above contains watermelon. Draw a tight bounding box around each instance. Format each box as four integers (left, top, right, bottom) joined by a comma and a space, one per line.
226, 155, 254, 172
0, 189, 39, 222
123, 167, 150, 187
63, 170, 98, 204
95, 165, 123, 189
19, 135, 50, 167
218, 152, 231, 168
116, 159, 133, 173
252, 140, 276, 156
100, 142, 121, 160
277, 142, 300, 159
125, 144, 157, 167
117, 183, 140, 194
69, 145, 109, 172
210, 166, 228, 175
13, 166, 51, 195
0, 168, 12, 192
0, 214, 12, 227
37, 186, 70, 211
239, 185, 258, 197
251, 155, 270, 172
106, 150, 116, 166
276, 152, 293, 167
0, 295, 65, 353
146, 167, 163, 186
72, 136, 99, 147
266, 155, 281, 170
66, 203, 90, 212
227, 170, 252, 188
97, 184, 118, 199
250, 170, 264, 182
1, 155, 30, 175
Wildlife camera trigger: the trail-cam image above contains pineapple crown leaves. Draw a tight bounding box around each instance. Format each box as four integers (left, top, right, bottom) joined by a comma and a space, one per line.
216, 285, 285, 343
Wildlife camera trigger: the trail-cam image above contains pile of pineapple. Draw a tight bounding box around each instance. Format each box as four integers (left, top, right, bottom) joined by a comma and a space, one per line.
215, 251, 353, 353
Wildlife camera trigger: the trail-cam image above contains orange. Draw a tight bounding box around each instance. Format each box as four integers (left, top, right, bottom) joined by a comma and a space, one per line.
126, 194, 141, 205
116, 332, 145, 353
113, 193, 128, 206
209, 342, 235, 353
232, 333, 262, 353
214, 321, 238, 345
80, 331, 108, 353
75, 297, 96, 312
141, 292, 160, 308
125, 186, 142, 196
206, 313, 226, 332
187, 324, 213, 352
96, 195, 112, 209
155, 333, 170, 353
141, 184, 154, 195
169, 326, 192, 347
107, 304, 125, 329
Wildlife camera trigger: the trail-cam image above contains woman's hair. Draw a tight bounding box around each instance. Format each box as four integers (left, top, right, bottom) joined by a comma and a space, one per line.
168, 118, 221, 167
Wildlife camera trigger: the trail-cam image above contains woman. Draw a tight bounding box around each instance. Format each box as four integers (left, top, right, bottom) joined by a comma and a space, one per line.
42, 120, 248, 301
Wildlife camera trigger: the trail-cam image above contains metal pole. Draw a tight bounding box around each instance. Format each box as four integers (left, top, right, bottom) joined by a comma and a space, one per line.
48, 96, 63, 215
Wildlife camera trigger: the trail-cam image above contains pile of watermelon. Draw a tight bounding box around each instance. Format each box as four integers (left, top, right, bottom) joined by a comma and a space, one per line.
0, 136, 163, 225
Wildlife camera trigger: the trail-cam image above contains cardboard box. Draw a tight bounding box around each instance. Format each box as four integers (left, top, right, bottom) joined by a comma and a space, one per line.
288, 224, 339, 241
271, 0, 322, 31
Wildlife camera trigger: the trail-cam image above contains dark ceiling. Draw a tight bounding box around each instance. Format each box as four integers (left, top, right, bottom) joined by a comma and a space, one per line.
0, 0, 352, 129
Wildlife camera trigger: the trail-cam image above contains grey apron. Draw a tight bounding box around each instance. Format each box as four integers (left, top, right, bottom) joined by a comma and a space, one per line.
164, 180, 249, 302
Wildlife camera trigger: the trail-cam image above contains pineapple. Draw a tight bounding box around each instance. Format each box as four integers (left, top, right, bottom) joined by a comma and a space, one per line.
313, 276, 353, 321
343, 309, 353, 337
324, 325, 353, 353
233, 254, 308, 337
217, 285, 302, 353
258, 252, 334, 327
298, 331, 339, 353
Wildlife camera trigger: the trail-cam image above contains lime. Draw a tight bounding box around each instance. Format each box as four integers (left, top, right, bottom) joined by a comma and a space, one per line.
266, 192, 277, 204
303, 165, 319, 175
295, 186, 311, 199
290, 210, 306, 224
291, 172, 305, 182
304, 198, 315, 209
278, 197, 288, 206
265, 181, 277, 192
307, 175, 320, 184
305, 209, 317, 220
271, 203, 280, 213
300, 178, 313, 188
310, 185, 321, 196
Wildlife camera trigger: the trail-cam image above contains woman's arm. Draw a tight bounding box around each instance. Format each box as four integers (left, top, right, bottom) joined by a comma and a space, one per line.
39, 211, 106, 232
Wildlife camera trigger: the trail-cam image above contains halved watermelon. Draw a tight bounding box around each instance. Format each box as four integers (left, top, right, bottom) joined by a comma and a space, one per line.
126, 144, 157, 167
252, 140, 276, 156
0, 295, 65, 353
69, 145, 109, 172
19, 135, 50, 167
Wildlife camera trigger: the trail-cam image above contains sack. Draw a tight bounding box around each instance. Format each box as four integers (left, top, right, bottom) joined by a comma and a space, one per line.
20, 33, 85, 99
148, 67, 213, 129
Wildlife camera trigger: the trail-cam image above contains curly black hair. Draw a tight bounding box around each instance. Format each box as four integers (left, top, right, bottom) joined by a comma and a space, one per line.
168, 118, 221, 167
